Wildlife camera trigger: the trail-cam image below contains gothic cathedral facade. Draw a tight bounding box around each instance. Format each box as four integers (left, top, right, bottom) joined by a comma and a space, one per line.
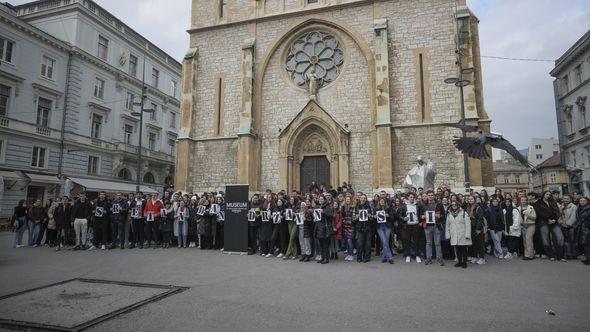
176, 0, 494, 193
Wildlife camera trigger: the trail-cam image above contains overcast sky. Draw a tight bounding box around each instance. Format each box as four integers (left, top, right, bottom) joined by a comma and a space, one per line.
10, 0, 590, 149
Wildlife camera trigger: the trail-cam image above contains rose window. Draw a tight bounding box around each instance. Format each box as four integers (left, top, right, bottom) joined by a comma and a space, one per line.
285, 31, 344, 88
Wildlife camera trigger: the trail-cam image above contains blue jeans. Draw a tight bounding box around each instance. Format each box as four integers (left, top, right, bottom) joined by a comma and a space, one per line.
490, 230, 503, 257
330, 238, 340, 253
424, 226, 442, 259
177, 220, 187, 246
346, 238, 354, 256
12, 217, 26, 248
564, 227, 577, 257
27, 221, 40, 246
539, 224, 564, 259
377, 226, 393, 261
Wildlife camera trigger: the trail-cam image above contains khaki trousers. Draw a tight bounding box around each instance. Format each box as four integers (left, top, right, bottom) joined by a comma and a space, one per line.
524, 224, 535, 258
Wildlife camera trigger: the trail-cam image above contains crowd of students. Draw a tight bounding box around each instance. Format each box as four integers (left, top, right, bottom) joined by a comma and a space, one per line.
9, 185, 590, 269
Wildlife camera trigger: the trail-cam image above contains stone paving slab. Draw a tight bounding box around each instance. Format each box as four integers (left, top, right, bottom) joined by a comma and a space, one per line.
0, 279, 186, 331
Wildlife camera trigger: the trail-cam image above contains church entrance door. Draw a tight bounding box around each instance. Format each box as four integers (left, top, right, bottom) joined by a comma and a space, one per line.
300, 156, 330, 192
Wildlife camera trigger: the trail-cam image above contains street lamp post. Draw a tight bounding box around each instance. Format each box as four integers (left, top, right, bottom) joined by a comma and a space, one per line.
131, 56, 155, 192
445, 6, 474, 189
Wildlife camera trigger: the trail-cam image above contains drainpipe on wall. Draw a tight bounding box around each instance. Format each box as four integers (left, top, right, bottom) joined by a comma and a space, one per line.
57, 51, 73, 197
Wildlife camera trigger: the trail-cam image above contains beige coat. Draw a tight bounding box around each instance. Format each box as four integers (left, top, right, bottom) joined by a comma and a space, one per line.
47, 202, 58, 230
520, 205, 536, 227
445, 208, 472, 246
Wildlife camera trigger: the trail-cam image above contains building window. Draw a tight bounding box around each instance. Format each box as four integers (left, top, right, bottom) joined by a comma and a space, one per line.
566, 113, 573, 134
0, 36, 14, 63
118, 168, 132, 181
0, 139, 4, 163
129, 54, 138, 77
585, 146, 590, 167
308, 0, 319, 3
214, 77, 224, 136
550, 173, 557, 184
124, 124, 133, 144
148, 132, 157, 150
0, 84, 10, 116
170, 80, 177, 97
536, 154, 543, 159
98, 35, 109, 60
574, 65, 582, 86
515, 176, 521, 184
31, 146, 46, 168
87, 155, 99, 175
219, 0, 228, 18
168, 137, 175, 154
91, 114, 102, 139
571, 151, 577, 167
94, 78, 105, 99
125, 92, 135, 110
562, 75, 569, 93
41, 55, 55, 79
150, 103, 157, 121
504, 177, 509, 184
170, 112, 176, 129
152, 68, 159, 88
535, 145, 541, 149
143, 172, 155, 184
36, 97, 52, 127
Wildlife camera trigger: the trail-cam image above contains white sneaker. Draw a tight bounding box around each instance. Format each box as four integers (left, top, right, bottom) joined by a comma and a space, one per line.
32, 244, 38, 248
265, 253, 272, 258
15, 244, 23, 248
315, 255, 321, 261
477, 258, 486, 265
405, 256, 411, 263
277, 253, 284, 258
88, 245, 97, 251
504, 253, 513, 259
101, 245, 106, 250
454, 258, 458, 262
416, 257, 422, 263
541, 254, 547, 259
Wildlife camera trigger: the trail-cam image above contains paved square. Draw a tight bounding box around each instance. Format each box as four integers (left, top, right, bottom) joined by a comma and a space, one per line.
0, 278, 186, 331
0, 233, 588, 331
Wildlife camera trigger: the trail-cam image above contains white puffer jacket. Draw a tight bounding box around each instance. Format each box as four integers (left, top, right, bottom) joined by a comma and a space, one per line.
503, 208, 522, 237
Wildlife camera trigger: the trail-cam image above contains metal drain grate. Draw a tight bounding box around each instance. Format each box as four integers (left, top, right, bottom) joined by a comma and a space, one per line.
0, 278, 188, 331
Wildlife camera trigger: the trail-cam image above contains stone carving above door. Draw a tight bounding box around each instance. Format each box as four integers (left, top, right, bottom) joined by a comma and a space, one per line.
302, 135, 327, 153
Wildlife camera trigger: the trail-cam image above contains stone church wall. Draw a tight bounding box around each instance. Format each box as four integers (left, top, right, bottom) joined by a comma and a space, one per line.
184, 0, 484, 192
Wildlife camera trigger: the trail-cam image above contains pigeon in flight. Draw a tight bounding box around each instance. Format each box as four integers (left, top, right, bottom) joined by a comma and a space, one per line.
446, 122, 480, 133
452, 130, 530, 168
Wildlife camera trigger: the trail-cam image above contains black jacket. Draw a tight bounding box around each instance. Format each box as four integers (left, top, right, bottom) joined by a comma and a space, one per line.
54, 204, 71, 230
354, 201, 373, 233
314, 202, 333, 239
534, 200, 559, 226
70, 200, 92, 222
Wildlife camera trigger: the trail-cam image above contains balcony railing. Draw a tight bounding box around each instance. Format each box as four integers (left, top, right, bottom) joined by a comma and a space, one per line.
36, 126, 51, 136
0, 117, 61, 140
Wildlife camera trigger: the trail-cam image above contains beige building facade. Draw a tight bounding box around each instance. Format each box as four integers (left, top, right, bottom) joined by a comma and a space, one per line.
176, 0, 493, 193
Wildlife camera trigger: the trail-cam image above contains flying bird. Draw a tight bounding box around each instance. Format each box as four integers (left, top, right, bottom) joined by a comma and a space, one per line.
452, 130, 530, 168
446, 121, 480, 133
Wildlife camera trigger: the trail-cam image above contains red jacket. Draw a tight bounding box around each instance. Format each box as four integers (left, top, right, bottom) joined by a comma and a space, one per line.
332, 210, 343, 240
144, 199, 164, 219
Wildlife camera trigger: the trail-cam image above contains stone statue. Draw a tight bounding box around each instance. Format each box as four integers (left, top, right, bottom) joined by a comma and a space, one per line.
307, 70, 319, 101
404, 155, 436, 190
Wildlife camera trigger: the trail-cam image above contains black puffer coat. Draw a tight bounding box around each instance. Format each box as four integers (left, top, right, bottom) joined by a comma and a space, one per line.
313, 202, 332, 239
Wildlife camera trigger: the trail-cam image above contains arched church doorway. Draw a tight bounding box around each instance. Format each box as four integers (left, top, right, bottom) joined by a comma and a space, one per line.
300, 155, 330, 192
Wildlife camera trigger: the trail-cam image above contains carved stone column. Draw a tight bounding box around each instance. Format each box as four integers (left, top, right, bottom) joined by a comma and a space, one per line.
175, 48, 198, 192
237, 40, 260, 190
373, 19, 394, 190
